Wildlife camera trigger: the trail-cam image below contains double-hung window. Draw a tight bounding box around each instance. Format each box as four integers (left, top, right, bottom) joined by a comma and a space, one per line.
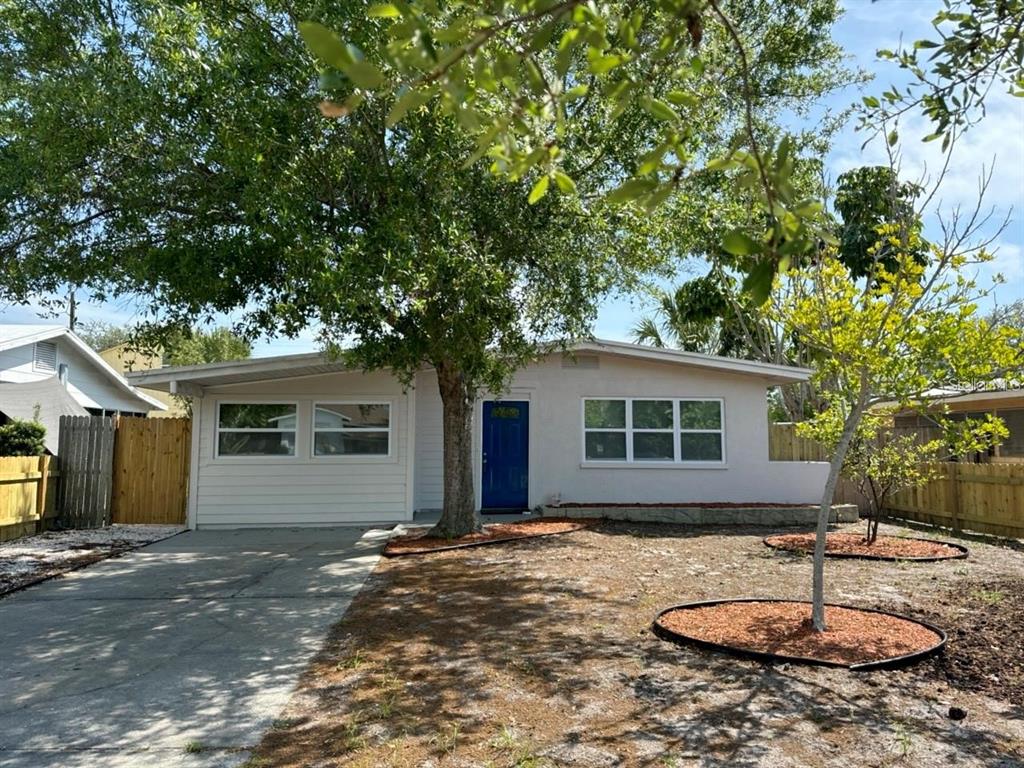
583, 398, 724, 464
216, 403, 297, 457
313, 402, 391, 457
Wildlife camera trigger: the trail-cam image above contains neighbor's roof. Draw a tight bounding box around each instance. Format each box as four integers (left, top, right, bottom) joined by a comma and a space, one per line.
126, 338, 812, 391
0, 324, 167, 411
910, 384, 1024, 409
0, 377, 89, 453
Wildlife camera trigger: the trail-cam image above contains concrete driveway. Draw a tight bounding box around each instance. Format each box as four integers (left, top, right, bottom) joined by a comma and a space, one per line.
0, 526, 388, 767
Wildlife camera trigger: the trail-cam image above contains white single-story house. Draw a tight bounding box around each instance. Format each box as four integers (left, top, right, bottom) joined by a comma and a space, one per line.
127, 339, 829, 529
0, 324, 167, 451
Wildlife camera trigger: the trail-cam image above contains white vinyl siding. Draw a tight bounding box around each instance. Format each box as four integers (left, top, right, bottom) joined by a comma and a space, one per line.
0, 338, 151, 413
193, 371, 410, 527
413, 370, 444, 511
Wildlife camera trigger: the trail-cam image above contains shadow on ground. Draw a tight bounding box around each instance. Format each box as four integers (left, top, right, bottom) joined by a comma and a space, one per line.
255, 521, 1024, 767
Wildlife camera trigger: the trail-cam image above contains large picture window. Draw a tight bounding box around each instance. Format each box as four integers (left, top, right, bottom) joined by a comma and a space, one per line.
216, 403, 297, 457
313, 402, 391, 457
583, 398, 724, 464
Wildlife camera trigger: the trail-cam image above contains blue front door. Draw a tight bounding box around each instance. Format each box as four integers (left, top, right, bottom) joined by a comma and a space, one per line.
481, 401, 529, 511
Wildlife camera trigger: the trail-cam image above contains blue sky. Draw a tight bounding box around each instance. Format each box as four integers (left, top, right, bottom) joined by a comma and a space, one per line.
2, 0, 1022, 357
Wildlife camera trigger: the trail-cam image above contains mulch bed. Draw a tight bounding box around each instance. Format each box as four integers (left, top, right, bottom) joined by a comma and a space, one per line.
764, 532, 967, 561
383, 517, 597, 556
654, 599, 944, 668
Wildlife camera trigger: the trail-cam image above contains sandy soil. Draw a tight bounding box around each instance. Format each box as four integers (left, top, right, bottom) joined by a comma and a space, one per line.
254, 520, 1024, 767
0, 524, 184, 596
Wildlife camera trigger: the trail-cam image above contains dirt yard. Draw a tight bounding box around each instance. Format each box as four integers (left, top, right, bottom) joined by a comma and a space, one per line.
0, 524, 183, 596
254, 521, 1024, 767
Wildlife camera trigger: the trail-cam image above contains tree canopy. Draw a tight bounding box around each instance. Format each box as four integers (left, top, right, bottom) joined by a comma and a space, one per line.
783, 233, 1021, 629
0, 0, 855, 534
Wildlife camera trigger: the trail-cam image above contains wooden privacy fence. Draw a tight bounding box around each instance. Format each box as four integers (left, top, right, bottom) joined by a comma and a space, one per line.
112, 417, 190, 524
888, 462, 1024, 539
54, 414, 190, 528
770, 421, 1024, 536
768, 422, 829, 461
0, 455, 58, 542
58, 415, 116, 528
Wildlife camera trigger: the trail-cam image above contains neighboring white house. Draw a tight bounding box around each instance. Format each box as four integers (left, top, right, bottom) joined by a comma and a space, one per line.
128, 339, 829, 530
0, 324, 167, 451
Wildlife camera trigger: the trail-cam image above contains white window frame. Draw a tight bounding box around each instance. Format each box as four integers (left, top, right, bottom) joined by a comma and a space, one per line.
311, 400, 393, 460
581, 397, 726, 466
677, 397, 725, 464
582, 398, 629, 462
214, 400, 299, 459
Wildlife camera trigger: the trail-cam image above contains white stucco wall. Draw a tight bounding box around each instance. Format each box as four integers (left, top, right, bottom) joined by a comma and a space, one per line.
413, 352, 828, 510
192, 370, 413, 528
0, 338, 149, 413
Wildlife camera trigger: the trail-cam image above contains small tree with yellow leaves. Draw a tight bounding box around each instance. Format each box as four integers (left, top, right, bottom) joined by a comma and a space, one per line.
780, 227, 1021, 631
810, 408, 1007, 545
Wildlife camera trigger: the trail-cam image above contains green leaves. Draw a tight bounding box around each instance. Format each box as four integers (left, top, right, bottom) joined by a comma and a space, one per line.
643, 98, 679, 122
367, 4, 400, 19
722, 230, 761, 256
741, 260, 775, 305
299, 22, 351, 70
298, 21, 383, 90
386, 88, 432, 126
553, 171, 577, 194
528, 175, 550, 204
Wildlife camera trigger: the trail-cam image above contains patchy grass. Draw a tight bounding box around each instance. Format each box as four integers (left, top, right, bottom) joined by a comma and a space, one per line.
253, 521, 1024, 767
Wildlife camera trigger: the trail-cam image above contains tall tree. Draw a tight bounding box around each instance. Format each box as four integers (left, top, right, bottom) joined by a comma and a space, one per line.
0, 0, 852, 537
165, 327, 252, 367
76, 321, 131, 352
0, 0, 661, 537
833, 166, 927, 279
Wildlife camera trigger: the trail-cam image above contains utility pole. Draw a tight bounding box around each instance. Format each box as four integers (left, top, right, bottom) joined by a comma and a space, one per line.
67, 289, 77, 331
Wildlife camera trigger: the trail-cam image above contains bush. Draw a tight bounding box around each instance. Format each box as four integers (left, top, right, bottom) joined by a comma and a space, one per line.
0, 418, 47, 456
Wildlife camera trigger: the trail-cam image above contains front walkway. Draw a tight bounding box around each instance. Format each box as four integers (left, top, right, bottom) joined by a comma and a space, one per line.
0, 526, 388, 767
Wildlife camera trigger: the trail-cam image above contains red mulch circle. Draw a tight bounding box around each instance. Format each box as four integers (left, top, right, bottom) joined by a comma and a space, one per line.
654, 599, 946, 668
383, 517, 597, 557
764, 532, 967, 561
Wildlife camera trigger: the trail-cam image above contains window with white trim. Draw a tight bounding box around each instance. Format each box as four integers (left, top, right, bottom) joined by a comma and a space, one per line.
313, 402, 390, 456
678, 399, 724, 461
216, 403, 296, 457
583, 398, 724, 463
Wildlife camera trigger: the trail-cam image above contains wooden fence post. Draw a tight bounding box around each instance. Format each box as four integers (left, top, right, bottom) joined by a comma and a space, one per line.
35, 455, 49, 533
950, 463, 962, 533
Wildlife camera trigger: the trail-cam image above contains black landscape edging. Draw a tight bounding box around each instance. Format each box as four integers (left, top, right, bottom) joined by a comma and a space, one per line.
652, 597, 948, 671
382, 522, 595, 558
762, 534, 969, 562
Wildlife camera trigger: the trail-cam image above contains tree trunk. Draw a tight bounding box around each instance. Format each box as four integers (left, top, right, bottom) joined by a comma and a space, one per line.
429, 360, 480, 539
811, 400, 867, 631
865, 479, 881, 544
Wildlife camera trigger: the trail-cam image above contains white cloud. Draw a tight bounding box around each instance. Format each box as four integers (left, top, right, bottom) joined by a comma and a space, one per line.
982, 240, 1023, 284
